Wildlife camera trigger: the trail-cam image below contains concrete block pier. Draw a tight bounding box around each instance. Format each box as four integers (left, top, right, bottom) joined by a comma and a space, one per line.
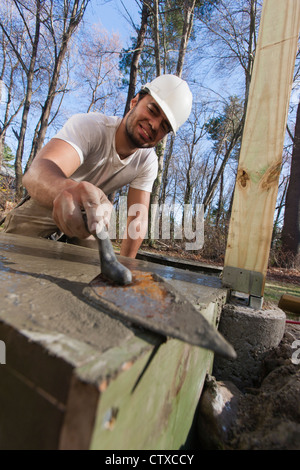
213, 303, 286, 390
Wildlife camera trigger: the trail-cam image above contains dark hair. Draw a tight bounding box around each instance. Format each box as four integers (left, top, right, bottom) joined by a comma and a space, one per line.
137, 89, 149, 101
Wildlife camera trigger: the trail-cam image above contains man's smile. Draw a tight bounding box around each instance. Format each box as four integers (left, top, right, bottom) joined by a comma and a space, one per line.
139, 123, 153, 142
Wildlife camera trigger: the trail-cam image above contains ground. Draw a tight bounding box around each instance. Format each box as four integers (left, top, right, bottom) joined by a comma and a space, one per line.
225, 322, 300, 450
266, 266, 300, 287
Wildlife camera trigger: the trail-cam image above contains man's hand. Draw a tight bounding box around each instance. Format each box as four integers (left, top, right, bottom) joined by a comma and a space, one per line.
52, 180, 112, 239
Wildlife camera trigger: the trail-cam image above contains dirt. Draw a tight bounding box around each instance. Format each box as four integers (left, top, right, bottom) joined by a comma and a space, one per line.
197, 322, 300, 450
266, 266, 300, 286
225, 322, 300, 450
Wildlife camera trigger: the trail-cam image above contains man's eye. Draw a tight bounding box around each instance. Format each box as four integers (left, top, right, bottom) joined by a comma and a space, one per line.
162, 122, 170, 133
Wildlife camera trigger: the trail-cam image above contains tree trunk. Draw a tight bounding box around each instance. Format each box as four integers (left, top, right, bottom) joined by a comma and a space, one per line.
281, 100, 300, 264
176, 0, 196, 77
215, 170, 224, 228
159, 135, 174, 205
183, 138, 196, 205
123, 1, 150, 116
272, 175, 288, 247
14, 1, 41, 199
26, 0, 88, 167
203, 119, 244, 211
153, 0, 161, 77
0, 29, 26, 169
150, 136, 167, 206
244, 0, 257, 113
150, 0, 196, 209
0, 135, 4, 168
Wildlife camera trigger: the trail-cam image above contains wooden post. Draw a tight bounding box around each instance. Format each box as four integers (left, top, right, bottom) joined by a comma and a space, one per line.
223, 0, 300, 301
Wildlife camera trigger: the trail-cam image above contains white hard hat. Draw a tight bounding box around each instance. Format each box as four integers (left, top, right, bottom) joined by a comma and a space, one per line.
142, 74, 193, 135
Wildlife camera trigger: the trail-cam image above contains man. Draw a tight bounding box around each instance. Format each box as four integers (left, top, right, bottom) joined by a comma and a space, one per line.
4, 74, 193, 258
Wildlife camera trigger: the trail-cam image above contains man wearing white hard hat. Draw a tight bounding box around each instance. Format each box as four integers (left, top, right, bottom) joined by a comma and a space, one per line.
4, 74, 193, 258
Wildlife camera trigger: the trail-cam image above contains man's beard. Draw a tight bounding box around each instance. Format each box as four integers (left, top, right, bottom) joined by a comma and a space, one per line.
125, 107, 153, 149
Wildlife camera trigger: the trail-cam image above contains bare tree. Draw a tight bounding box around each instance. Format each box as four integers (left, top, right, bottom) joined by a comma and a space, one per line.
177, 107, 207, 205
202, 96, 244, 211
27, 0, 90, 169
75, 24, 123, 115
0, 0, 89, 199
150, 0, 197, 209
281, 100, 300, 266
185, 0, 263, 220
0, 25, 26, 167
197, 0, 261, 113
0, 0, 43, 199
123, 0, 151, 116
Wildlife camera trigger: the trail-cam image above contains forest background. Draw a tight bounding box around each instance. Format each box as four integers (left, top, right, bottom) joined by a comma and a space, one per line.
0, 0, 299, 271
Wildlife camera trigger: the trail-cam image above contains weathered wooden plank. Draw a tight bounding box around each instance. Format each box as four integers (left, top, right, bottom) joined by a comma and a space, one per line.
0, 363, 65, 450
58, 375, 99, 450
89, 340, 214, 450
0, 322, 73, 404
224, 0, 300, 295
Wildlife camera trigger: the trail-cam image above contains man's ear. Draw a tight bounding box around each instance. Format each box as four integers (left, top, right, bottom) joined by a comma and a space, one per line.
130, 94, 139, 110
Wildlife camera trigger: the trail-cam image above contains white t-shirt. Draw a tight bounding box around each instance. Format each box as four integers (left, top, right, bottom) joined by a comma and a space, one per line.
54, 112, 158, 194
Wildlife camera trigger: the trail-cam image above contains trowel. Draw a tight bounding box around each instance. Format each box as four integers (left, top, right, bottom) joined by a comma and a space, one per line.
82, 214, 236, 360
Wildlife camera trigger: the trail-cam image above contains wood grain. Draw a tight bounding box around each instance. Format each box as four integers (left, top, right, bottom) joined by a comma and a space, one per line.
224, 0, 300, 294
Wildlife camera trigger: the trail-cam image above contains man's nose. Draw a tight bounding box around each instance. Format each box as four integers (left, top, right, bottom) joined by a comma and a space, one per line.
149, 116, 161, 132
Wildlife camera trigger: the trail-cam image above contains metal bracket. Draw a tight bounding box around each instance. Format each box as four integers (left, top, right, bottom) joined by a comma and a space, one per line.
249, 295, 264, 310
222, 266, 264, 310
227, 291, 264, 310
222, 266, 264, 297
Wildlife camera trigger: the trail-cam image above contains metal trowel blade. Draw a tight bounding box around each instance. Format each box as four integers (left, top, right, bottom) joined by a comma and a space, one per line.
83, 269, 236, 359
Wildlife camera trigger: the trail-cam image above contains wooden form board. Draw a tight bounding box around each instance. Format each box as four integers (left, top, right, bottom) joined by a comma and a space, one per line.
0, 233, 227, 449
223, 0, 300, 296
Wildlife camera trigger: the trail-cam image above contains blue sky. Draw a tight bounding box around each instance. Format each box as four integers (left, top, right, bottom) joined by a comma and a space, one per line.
85, 0, 140, 43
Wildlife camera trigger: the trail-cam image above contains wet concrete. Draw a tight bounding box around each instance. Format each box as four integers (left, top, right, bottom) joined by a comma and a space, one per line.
0, 234, 132, 354
0, 233, 227, 357
85, 270, 235, 358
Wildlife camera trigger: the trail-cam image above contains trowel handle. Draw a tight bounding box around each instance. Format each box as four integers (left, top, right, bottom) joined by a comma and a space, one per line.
82, 212, 132, 285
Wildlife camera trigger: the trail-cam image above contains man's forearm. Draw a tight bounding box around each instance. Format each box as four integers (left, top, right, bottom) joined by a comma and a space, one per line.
119, 189, 150, 258
22, 138, 111, 239
23, 159, 77, 208
120, 236, 144, 258
22, 138, 82, 208
120, 215, 148, 258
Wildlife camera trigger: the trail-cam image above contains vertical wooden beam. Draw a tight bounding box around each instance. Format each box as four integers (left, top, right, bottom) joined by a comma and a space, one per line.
223, 0, 300, 299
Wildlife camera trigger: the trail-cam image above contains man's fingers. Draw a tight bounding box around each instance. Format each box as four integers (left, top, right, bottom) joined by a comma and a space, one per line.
53, 191, 89, 238
83, 195, 112, 235
52, 181, 112, 239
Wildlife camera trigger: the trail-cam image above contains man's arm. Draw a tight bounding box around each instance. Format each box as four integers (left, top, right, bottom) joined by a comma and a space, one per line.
120, 187, 150, 258
23, 138, 111, 238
